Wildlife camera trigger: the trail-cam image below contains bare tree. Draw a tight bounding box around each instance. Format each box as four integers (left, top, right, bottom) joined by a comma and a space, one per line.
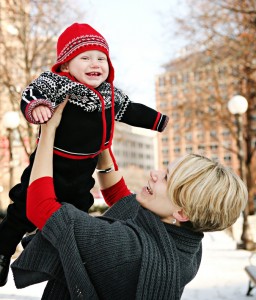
164, 0, 256, 249
0, 0, 85, 155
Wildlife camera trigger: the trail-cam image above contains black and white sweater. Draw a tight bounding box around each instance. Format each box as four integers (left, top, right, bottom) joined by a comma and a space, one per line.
21, 71, 169, 159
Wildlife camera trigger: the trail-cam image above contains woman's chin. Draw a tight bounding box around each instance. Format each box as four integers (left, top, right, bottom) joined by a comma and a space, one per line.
136, 188, 151, 205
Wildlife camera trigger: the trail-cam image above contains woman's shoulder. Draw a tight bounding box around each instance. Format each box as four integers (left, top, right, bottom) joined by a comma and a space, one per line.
103, 194, 139, 220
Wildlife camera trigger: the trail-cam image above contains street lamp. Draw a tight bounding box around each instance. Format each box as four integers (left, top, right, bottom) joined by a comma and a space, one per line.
2, 111, 20, 193
228, 95, 254, 250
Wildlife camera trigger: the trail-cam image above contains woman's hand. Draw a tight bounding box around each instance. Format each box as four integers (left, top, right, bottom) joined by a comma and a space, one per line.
96, 149, 114, 171
29, 97, 69, 185
96, 149, 122, 190
40, 96, 69, 134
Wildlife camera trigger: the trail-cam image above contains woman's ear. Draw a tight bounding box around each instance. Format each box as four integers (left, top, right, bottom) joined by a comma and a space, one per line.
173, 209, 189, 223
60, 63, 69, 72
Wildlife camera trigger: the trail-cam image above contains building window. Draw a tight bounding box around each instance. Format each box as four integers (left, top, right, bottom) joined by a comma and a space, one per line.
162, 136, 168, 143
185, 146, 193, 153
198, 144, 205, 150
159, 77, 165, 87
197, 132, 204, 139
182, 87, 189, 94
174, 147, 181, 153
163, 160, 169, 166
170, 76, 178, 85
211, 155, 218, 162
222, 129, 230, 136
250, 114, 256, 121
173, 136, 180, 142
182, 72, 189, 83
195, 86, 201, 93
160, 102, 167, 108
224, 155, 232, 162
172, 100, 178, 107
162, 148, 169, 154
184, 109, 192, 117
210, 130, 217, 138
172, 112, 180, 119
218, 66, 227, 77
194, 71, 202, 81
174, 123, 180, 130
185, 132, 192, 141
185, 121, 192, 129
210, 144, 218, 151
172, 90, 178, 96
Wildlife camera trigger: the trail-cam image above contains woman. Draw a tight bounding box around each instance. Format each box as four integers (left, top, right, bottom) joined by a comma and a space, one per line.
11, 100, 248, 299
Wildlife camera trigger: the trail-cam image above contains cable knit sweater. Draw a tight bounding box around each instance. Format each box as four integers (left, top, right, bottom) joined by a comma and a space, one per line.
11, 194, 203, 300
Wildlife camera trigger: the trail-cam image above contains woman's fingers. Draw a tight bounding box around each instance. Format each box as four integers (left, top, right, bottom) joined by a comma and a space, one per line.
57, 96, 69, 112
51, 96, 69, 123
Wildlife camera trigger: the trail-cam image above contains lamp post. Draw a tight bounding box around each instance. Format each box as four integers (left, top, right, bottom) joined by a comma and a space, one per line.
228, 95, 254, 250
2, 111, 20, 192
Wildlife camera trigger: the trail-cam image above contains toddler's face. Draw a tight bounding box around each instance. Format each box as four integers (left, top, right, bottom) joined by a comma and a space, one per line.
61, 50, 109, 88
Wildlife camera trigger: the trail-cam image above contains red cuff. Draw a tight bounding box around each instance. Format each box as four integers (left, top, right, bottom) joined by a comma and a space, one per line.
27, 176, 61, 230
101, 177, 131, 206
25, 99, 54, 124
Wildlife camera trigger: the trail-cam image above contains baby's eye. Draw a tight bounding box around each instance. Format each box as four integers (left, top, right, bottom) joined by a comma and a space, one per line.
98, 57, 107, 61
164, 174, 168, 181
81, 57, 89, 60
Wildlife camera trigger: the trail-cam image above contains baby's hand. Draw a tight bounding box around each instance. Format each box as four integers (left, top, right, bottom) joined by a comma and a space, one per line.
32, 105, 52, 123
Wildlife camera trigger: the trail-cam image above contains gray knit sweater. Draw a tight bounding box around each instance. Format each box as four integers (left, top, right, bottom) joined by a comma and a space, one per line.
11, 195, 203, 300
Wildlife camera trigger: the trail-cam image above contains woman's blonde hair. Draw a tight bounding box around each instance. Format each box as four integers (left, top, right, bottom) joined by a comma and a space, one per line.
167, 154, 248, 232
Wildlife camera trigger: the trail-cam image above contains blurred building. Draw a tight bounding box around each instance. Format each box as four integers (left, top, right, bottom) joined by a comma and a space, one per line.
155, 50, 256, 173
112, 122, 157, 171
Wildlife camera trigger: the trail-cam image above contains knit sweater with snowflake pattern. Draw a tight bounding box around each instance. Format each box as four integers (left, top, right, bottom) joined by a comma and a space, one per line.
21, 71, 169, 159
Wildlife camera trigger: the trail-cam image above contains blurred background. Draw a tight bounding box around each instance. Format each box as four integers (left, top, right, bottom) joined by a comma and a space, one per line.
0, 0, 255, 298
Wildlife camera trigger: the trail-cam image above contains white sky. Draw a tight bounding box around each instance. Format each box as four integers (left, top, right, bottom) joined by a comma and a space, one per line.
74, 0, 186, 108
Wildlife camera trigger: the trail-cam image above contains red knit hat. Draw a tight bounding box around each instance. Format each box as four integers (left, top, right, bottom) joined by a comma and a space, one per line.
51, 23, 114, 83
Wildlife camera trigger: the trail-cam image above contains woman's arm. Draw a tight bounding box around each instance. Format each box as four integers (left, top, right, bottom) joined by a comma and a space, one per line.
29, 98, 68, 184
27, 98, 68, 230
96, 150, 131, 206
96, 149, 122, 190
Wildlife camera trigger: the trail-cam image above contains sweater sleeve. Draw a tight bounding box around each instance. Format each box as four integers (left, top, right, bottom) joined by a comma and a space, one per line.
41, 203, 142, 297
26, 176, 61, 230
101, 177, 132, 206
114, 88, 169, 132
21, 72, 55, 124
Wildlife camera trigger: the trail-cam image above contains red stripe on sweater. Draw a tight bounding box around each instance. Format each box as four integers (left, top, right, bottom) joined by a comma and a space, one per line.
152, 112, 161, 130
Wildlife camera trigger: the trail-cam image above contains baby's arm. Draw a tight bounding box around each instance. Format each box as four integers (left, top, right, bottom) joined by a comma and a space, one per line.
113, 86, 169, 132
21, 74, 54, 124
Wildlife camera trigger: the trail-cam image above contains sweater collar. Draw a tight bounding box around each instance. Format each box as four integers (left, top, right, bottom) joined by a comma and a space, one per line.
164, 223, 204, 253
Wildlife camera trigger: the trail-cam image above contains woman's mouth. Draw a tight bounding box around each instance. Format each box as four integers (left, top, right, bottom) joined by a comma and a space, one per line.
146, 182, 153, 195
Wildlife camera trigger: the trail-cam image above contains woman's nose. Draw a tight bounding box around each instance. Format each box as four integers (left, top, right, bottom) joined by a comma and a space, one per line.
150, 169, 165, 181
150, 170, 158, 181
